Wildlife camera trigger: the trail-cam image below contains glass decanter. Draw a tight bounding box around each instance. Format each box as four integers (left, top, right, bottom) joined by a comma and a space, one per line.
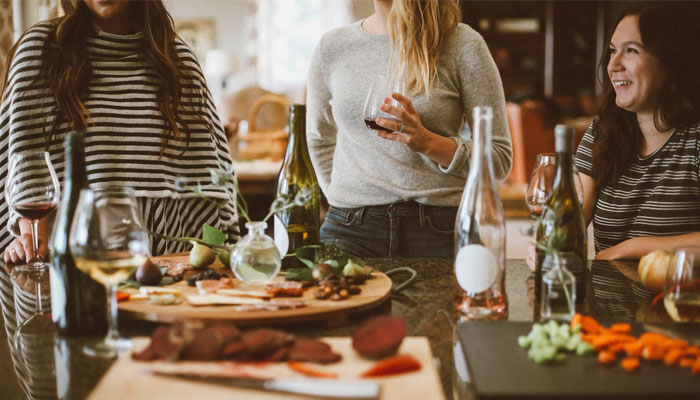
231, 221, 282, 282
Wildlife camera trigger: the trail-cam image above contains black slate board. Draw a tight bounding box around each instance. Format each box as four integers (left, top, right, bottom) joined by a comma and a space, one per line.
457, 321, 700, 399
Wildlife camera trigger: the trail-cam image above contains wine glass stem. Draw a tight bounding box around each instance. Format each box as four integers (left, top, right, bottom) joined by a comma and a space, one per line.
30, 218, 40, 263
34, 274, 43, 315
105, 284, 120, 343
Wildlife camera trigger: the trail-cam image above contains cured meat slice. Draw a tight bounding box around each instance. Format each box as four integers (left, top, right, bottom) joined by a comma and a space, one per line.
288, 338, 342, 364
131, 325, 185, 361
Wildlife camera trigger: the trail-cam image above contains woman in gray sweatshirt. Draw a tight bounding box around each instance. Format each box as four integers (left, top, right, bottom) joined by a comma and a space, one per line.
306, 0, 512, 258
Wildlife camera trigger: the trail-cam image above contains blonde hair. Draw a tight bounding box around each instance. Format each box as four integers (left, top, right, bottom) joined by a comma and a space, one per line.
387, 0, 461, 96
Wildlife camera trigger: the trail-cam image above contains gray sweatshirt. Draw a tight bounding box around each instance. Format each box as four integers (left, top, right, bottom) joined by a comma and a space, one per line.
307, 21, 512, 208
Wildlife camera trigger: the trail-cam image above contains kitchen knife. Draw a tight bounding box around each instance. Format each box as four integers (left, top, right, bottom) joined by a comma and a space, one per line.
643, 323, 700, 347
153, 372, 381, 399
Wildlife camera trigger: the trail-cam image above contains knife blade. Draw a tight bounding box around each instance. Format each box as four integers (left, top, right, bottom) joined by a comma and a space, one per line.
643, 323, 700, 347
153, 372, 381, 399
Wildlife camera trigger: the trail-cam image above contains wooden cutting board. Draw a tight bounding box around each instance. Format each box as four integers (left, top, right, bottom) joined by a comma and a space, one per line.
118, 253, 393, 325
88, 337, 444, 400
457, 321, 700, 399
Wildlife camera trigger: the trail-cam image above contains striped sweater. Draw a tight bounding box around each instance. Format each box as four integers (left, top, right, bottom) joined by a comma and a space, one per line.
575, 121, 700, 252
0, 22, 239, 257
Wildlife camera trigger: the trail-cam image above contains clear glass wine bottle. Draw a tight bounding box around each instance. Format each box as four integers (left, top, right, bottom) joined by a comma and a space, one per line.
454, 106, 507, 321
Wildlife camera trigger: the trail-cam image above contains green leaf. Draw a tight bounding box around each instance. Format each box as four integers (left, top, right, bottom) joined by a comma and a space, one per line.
202, 224, 226, 246
284, 268, 313, 281
348, 255, 364, 267
295, 245, 320, 268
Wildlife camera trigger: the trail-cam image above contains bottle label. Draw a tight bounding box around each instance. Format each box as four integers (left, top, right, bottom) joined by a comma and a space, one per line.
49, 267, 66, 322
274, 215, 289, 256
455, 244, 498, 293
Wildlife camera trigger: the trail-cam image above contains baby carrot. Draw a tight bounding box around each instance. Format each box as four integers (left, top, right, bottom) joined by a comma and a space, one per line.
597, 350, 617, 365
360, 354, 421, 377
609, 323, 632, 334
664, 348, 684, 366
287, 361, 339, 378
621, 357, 640, 372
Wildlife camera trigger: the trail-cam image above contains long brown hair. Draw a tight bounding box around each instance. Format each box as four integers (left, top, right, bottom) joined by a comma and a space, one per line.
2, 0, 195, 151
387, 0, 460, 96
592, 4, 700, 190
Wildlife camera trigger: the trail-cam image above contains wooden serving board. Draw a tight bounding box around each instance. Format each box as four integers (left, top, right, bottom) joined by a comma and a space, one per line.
118, 253, 393, 325
88, 337, 445, 400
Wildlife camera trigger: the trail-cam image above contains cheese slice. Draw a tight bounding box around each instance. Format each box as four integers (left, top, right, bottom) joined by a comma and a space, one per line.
187, 294, 265, 306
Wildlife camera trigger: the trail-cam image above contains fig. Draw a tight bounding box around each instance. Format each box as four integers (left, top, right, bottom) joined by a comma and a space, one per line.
342, 259, 368, 278
189, 241, 216, 270
312, 263, 335, 281
136, 258, 163, 286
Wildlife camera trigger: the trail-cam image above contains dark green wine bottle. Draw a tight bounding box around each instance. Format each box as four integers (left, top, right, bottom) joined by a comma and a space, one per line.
49, 132, 107, 337
274, 104, 320, 268
534, 125, 588, 316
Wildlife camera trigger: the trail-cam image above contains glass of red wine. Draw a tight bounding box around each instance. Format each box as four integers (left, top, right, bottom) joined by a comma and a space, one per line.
363, 74, 406, 133
5, 152, 61, 271
6, 152, 60, 351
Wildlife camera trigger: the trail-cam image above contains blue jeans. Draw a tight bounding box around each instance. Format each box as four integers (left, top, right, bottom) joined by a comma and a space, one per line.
320, 201, 457, 258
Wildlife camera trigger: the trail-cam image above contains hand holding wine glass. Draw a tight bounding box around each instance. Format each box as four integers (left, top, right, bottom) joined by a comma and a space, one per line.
69, 186, 149, 357
5, 152, 60, 270
363, 74, 406, 133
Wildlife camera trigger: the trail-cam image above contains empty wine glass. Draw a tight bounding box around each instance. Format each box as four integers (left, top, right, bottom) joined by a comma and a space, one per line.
526, 153, 557, 219
5, 152, 61, 271
363, 74, 406, 133
69, 186, 149, 357
526, 154, 584, 217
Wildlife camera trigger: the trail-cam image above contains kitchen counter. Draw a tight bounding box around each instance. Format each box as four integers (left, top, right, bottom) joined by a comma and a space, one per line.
0, 258, 663, 399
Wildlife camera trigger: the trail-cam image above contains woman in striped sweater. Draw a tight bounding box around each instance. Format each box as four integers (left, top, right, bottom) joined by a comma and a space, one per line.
1, 0, 239, 264
575, 4, 700, 260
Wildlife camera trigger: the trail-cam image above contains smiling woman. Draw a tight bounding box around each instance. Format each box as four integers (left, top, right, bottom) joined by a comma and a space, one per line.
573, 4, 700, 260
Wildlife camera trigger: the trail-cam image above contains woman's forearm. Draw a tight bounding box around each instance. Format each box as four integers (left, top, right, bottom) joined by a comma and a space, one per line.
422, 132, 458, 167
594, 232, 700, 260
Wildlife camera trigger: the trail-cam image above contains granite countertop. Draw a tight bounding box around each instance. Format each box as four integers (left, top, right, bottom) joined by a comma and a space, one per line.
0, 258, 661, 400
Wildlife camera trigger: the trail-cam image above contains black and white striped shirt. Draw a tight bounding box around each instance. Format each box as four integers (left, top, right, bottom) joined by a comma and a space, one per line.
575, 121, 700, 253
0, 22, 240, 256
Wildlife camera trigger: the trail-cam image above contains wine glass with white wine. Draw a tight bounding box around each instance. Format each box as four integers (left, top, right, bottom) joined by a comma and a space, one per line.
69, 186, 149, 357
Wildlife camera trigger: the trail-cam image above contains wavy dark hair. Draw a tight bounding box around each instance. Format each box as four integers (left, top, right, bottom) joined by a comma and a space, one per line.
592, 3, 700, 190
2, 0, 197, 152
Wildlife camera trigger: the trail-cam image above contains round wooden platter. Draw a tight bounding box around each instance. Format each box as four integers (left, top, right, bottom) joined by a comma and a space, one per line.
118, 253, 393, 326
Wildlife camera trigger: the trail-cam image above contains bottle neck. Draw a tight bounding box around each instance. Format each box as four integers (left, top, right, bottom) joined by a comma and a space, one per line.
65, 133, 88, 191
469, 113, 495, 183
245, 221, 267, 236
286, 109, 310, 162
553, 151, 575, 196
